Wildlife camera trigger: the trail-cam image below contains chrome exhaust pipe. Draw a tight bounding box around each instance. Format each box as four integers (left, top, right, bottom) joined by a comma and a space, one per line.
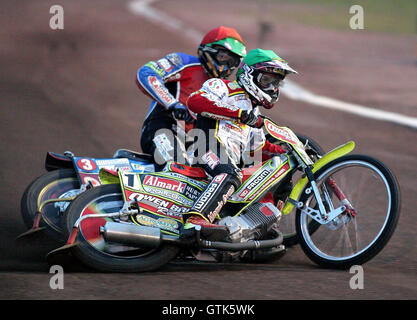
199, 228, 283, 251
100, 222, 284, 251
100, 222, 162, 248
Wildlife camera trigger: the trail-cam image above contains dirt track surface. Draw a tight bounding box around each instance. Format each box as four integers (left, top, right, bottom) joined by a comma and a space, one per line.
0, 0, 416, 300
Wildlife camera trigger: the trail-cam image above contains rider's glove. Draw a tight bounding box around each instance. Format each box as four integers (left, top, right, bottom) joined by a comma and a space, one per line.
263, 140, 286, 155
240, 110, 264, 128
168, 102, 194, 123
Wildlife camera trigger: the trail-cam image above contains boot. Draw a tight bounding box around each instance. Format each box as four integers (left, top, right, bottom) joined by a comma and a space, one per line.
184, 215, 229, 241
184, 172, 241, 241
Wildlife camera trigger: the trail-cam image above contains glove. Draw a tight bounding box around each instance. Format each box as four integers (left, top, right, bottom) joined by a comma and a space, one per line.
169, 102, 194, 123
240, 110, 264, 128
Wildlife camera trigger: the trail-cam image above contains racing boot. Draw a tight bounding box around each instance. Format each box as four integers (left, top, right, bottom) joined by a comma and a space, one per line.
183, 172, 241, 241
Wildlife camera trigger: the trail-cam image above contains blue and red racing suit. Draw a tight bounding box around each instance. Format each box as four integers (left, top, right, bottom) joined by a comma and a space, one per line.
136, 52, 210, 165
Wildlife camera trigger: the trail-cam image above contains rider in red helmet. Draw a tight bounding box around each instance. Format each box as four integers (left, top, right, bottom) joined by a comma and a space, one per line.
136, 26, 246, 166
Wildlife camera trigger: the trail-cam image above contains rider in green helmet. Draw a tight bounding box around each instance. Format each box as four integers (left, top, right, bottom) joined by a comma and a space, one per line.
183, 49, 297, 241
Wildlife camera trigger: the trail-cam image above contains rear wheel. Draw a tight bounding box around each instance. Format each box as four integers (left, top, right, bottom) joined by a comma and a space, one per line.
296, 154, 400, 269
20, 168, 80, 239
63, 184, 180, 272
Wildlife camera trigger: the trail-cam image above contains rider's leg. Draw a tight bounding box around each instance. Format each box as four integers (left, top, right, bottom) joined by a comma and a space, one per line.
183, 152, 242, 241
140, 116, 187, 167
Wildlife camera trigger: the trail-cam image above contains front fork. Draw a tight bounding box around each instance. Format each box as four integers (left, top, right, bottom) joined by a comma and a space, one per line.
326, 178, 357, 216
301, 166, 356, 225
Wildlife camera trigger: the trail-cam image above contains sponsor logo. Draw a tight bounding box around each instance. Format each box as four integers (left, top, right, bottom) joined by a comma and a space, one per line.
96, 159, 130, 166
201, 91, 222, 103
148, 76, 176, 105
247, 163, 290, 201
131, 163, 144, 171
124, 190, 186, 219
193, 183, 220, 211
227, 81, 240, 90
200, 112, 234, 121
143, 175, 186, 193
184, 185, 201, 200
144, 185, 194, 206
202, 151, 220, 170
93, 158, 131, 172
238, 189, 250, 198
156, 206, 188, 218
160, 171, 208, 190
213, 173, 227, 183
207, 79, 222, 90
234, 94, 247, 101
207, 184, 235, 222
136, 214, 179, 233
214, 100, 239, 111
128, 192, 171, 208
245, 170, 270, 191
266, 122, 297, 144
224, 123, 243, 133
192, 173, 229, 213
146, 61, 165, 76
157, 58, 173, 72
166, 53, 182, 66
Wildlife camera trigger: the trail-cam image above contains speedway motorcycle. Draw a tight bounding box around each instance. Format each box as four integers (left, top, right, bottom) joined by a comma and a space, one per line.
18, 149, 156, 240
18, 137, 323, 246
49, 117, 400, 271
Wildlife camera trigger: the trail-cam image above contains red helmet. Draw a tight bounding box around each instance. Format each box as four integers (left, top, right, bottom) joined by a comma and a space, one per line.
198, 26, 247, 78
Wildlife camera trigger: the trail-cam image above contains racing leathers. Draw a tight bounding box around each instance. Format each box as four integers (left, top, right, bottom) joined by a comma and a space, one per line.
136, 52, 210, 166
183, 78, 285, 240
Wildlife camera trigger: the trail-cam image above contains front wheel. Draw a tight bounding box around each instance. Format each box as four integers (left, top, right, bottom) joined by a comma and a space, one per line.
63, 184, 180, 272
296, 154, 400, 269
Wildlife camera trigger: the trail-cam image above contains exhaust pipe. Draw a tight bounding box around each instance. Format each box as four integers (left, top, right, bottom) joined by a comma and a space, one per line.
100, 222, 162, 248
100, 221, 283, 251
199, 228, 283, 251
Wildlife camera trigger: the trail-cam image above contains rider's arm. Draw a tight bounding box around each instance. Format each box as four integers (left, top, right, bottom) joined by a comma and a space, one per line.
262, 140, 286, 155
248, 134, 286, 161
136, 53, 185, 110
187, 79, 242, 120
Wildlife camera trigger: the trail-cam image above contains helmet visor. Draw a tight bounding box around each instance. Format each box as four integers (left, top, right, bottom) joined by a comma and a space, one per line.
257, 72, 284, 92
215, 48, 241, 69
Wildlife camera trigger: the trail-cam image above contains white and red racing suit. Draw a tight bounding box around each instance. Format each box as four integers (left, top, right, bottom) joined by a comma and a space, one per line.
182, 78, 285, 238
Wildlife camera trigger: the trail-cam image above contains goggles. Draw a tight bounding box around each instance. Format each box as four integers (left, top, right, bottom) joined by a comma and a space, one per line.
214, 48, 241, 69
257, 72, 284, 91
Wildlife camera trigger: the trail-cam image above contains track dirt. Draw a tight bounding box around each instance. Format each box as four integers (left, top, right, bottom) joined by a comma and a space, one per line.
0, 0, 416, 300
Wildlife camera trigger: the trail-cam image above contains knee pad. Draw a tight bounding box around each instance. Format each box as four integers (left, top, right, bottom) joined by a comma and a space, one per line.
211, 164, 242, 189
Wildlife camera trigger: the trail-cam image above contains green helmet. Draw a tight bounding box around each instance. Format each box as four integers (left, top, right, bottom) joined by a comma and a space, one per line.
236, 48, 297, 109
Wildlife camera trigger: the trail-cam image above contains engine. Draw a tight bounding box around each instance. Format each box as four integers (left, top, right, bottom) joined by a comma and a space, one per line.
218, 202, 282, 243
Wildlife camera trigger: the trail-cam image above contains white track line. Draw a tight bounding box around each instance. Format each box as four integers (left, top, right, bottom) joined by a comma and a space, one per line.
128, 0, 417, 130
282, 81, 417, 129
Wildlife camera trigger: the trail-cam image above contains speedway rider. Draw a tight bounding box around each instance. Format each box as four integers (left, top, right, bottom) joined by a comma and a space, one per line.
183, 48, 298, 241
136, 26, 246, 166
